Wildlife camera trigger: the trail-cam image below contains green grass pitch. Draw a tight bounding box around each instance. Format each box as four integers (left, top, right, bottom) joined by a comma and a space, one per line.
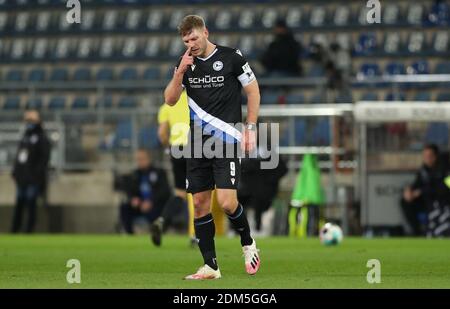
0, 235, 449, 288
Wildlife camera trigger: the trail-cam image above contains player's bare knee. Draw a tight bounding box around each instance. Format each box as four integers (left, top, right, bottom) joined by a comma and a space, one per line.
218, 198, 238, 215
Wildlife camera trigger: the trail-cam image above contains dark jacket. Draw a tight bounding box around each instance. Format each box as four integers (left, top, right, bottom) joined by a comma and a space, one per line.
239, 154, 288, 207
411, 161, 450, 205
126, 166, 172, 210
12, 123, 51, 187
260, 32, 302, 75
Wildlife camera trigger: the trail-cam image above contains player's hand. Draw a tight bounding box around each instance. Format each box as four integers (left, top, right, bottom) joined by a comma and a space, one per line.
403, 187, 413, 202
131, 197, 140, 208
241, 128, 256, 154
140, 200, 153, 213
177, 47, 194, 75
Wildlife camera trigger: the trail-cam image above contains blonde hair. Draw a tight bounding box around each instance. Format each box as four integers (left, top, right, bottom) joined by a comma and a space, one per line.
177, 15, 206, 36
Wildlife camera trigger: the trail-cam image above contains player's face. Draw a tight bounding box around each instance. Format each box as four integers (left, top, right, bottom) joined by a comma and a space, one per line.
423, 148, 437, 168
136, 151, 151, 170
182, 28, 208, 57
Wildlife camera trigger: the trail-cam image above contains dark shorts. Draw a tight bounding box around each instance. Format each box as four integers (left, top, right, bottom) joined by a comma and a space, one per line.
170, 146, 187, 190
186, 157, 241, 194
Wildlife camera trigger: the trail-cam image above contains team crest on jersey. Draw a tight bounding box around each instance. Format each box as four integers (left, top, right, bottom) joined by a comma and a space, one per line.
213, 61, 223, 71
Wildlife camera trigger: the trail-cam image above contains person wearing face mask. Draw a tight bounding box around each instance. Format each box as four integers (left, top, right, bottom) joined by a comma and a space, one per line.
11, 109, 51, 233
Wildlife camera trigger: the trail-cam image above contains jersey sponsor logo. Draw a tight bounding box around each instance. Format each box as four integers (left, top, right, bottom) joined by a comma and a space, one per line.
188, 75, 225, 89
191, 64, 196, 71
213, 61, 223, 71
188, 75, 224, 84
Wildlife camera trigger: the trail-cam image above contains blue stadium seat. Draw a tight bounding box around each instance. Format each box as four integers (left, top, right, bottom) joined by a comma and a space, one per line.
168, 9, 186, 31
3, 96, 21, 110
354, 33, 377, 56
143, 67, 161, 80
113, 120, 132, 149
52, 39, 72, 60
385, 62, 405, 75
76, 38, 96, 60
50, 68, 68, 81
431, 31, 449, 54
14, 12, 31, 32
358, 63, 381, 77
10, 39, 28, 61
35, 12, 52, 33
124, 9, 142, 31
48, 96, 66, 110
0, 12, 8, 33
27, 68, 46, 82
237, 36, 257, 59
139, 125, 160, 149
214, 10, 234, 30
118, 96, 138, 108
102, 10, 119, 31
383, 3, 401, 25
426, 1, 450, 26
26, 97, 43, 109
144, 37, 163, 59
407, 4, 424, 25
98, 38, 117, 60
237, 9, 259, 30
167, 36, 185, 59
120, 37, 140, 59
407, 60, 429, 74
413, 92, 431, 101
385, 92, 406, 101
31, 38, 49, 60
310, 6, 329, 28
285, 7, 303, 29
285, 94, 305, 104
96, 67, 114, 81
332, 6, 351, 26
436, 92, 450, 102
95, 96, 113, 109
119, 67, 138, 80
5, 69, 24, 81
406, 32, 426, 55
261, 8, 279, 29
73, 67, 92, 81
434, 61, 450, 74
382, 32, 402, 55
145, 9, 165, 31
361, 93, 379, 101
72, 96, 89, 109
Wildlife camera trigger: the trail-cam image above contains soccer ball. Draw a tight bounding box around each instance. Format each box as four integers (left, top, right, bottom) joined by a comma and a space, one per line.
319, 223, 343, 246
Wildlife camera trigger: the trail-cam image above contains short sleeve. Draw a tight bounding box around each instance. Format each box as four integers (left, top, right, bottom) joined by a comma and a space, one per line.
232, 49, 256, 87
158, 104, 169, 124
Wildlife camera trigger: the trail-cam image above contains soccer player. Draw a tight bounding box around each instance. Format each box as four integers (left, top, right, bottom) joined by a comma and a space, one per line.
156, 91, 226, 247
164, 15, 261, 280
